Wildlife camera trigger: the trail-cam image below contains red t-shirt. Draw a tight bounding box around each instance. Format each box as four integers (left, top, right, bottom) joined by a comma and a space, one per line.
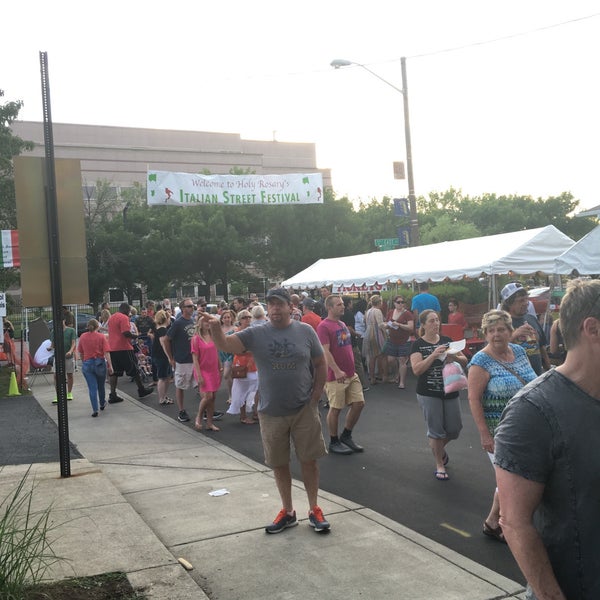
317, 318, 355, 382
107, 311, 133, 351
301, 311, 322, 332
77, 331, 110, 359
386, 309, 413, 344
448, 311, 468, 329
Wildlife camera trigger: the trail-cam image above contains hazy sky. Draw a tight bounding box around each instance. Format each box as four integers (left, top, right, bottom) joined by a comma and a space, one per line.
3, 1, 599, 210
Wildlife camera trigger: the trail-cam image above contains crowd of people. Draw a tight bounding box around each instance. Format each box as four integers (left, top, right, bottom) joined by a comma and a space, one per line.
43, 279, 600, 596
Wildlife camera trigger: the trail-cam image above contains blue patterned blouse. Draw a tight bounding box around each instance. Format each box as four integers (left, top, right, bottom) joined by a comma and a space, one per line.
469, 343, 537, 435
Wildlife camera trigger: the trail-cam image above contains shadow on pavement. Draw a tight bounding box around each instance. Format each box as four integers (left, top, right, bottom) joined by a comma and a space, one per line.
0, 395, 82, 466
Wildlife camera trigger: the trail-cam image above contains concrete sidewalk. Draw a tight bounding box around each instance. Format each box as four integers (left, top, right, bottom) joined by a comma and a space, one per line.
1, 377, 527, 599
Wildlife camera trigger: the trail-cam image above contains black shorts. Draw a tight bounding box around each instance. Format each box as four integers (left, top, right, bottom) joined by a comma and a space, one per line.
110, 350, 139, 377
152, 355, 172, 379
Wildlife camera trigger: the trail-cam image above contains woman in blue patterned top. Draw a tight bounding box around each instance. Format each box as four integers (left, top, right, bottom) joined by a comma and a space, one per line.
468, 309, 537, 543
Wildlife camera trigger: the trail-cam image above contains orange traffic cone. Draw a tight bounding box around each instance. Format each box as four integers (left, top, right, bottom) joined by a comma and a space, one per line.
7, 370, 21, 396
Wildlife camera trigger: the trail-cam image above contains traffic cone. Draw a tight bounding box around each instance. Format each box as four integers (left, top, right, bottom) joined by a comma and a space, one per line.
7, 371, 21, 396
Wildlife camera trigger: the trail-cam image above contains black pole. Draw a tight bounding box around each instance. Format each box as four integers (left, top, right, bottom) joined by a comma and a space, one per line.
40, 51, 71, 477
401, 57, 420, 247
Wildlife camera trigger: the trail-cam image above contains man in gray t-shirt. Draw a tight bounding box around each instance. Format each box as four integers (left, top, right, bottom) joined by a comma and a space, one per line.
494, 279, 600, 600
203, 288, 331, 535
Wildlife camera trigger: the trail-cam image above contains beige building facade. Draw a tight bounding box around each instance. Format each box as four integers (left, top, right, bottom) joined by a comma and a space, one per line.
11, 121, 332, 195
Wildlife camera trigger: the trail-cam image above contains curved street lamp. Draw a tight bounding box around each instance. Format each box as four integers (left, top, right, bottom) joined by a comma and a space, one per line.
330, 58, 420, 246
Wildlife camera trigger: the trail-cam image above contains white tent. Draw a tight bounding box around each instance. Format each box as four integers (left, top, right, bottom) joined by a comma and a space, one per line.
554, 225, 600, 275
282, 226, 574, 289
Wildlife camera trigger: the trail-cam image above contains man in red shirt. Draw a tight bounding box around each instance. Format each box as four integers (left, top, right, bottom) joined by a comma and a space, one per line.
317, 295, 366, 455
301, 298, 322, 332
107, 302, 154, 403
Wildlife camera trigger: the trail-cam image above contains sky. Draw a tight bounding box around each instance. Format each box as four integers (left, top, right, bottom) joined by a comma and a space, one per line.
3, 1, 600, 211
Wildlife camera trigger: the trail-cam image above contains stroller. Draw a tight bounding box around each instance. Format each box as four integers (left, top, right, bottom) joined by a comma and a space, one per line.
130, 336, 153, 385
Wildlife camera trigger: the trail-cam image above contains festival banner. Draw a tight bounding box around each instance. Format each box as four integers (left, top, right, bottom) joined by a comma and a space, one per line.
147, 171, 323, 206
1, 230, 20, 268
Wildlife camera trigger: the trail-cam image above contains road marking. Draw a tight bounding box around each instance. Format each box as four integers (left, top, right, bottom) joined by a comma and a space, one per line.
441, 522, 471, 538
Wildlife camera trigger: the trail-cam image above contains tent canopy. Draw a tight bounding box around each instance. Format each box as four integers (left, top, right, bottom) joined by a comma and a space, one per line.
554, 225, 600, 275
282, 226, 574, 289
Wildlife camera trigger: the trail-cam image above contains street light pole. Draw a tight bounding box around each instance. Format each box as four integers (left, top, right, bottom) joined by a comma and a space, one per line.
400, 57, 419, 246
331, 58, 420, 246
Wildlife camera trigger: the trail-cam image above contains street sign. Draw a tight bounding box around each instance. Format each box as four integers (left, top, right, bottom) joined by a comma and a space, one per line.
0, 292, 6, 317
393, 198, 409, 217
393, 161, 405, 180
374, 238, 400, 251
397, 227, 410, 247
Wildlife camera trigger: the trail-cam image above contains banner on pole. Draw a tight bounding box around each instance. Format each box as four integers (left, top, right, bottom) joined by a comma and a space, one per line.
147, 171, 324, 206
1, 230, 20, 268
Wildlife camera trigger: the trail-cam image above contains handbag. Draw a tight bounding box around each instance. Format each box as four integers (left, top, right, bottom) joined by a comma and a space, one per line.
442, 361, 468, 394
231, 364, 248, 379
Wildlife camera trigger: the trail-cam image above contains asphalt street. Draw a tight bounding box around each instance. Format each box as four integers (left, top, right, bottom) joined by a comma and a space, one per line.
117, 371, 525, 585
0, 395, 82, 465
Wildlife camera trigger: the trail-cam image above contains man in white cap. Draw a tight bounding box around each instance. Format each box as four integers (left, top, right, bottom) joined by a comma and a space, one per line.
500, 282, 550, 375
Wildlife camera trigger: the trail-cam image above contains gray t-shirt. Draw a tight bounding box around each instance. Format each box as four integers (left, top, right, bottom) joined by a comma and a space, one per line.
236, 320, 323, 416
494, 369, 600, 600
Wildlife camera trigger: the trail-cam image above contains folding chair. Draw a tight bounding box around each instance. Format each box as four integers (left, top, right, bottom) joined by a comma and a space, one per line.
26, 318, 54, 388
26, 350, 53, 387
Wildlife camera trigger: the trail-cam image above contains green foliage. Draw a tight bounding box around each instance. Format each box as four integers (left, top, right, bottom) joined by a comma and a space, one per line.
419, 214, 480, 244
0, 468, 62, 599
0, 91, 33, 291
0, 90, 34, 230
418, 188, 596, 242
383, 281, 488, 317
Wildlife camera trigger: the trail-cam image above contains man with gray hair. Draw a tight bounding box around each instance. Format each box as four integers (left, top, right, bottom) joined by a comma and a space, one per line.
494, 278, 600, 599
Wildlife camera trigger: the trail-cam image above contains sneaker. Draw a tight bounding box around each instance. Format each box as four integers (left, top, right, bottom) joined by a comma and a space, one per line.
178, 410, 190, 423
265, 509, 297, 534
138, 387, 153, 398
108, 393, 124, 404
329, 440, 353, 455
308, 506, 330, 532
362, 386, 370, 392
340, 433, 364, 453
52, 398, 58, 405
203, 411, 224, 421
67, 392, 73, 400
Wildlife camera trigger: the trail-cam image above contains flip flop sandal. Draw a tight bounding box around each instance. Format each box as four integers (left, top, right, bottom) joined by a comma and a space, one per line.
483, 521, 507, 543
434, 471, 449, 481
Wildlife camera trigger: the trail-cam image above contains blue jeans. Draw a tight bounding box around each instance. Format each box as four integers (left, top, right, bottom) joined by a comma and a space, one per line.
82, 358, 107, 413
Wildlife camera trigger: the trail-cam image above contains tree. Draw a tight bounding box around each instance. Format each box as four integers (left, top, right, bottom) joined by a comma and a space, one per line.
256, 189, 365, 279
417, 188, 596, 242
0, 90, 34, 229
0, 90, 33, 291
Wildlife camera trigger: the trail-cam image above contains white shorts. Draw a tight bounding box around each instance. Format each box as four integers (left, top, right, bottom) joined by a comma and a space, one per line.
174, 362, 195, 390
